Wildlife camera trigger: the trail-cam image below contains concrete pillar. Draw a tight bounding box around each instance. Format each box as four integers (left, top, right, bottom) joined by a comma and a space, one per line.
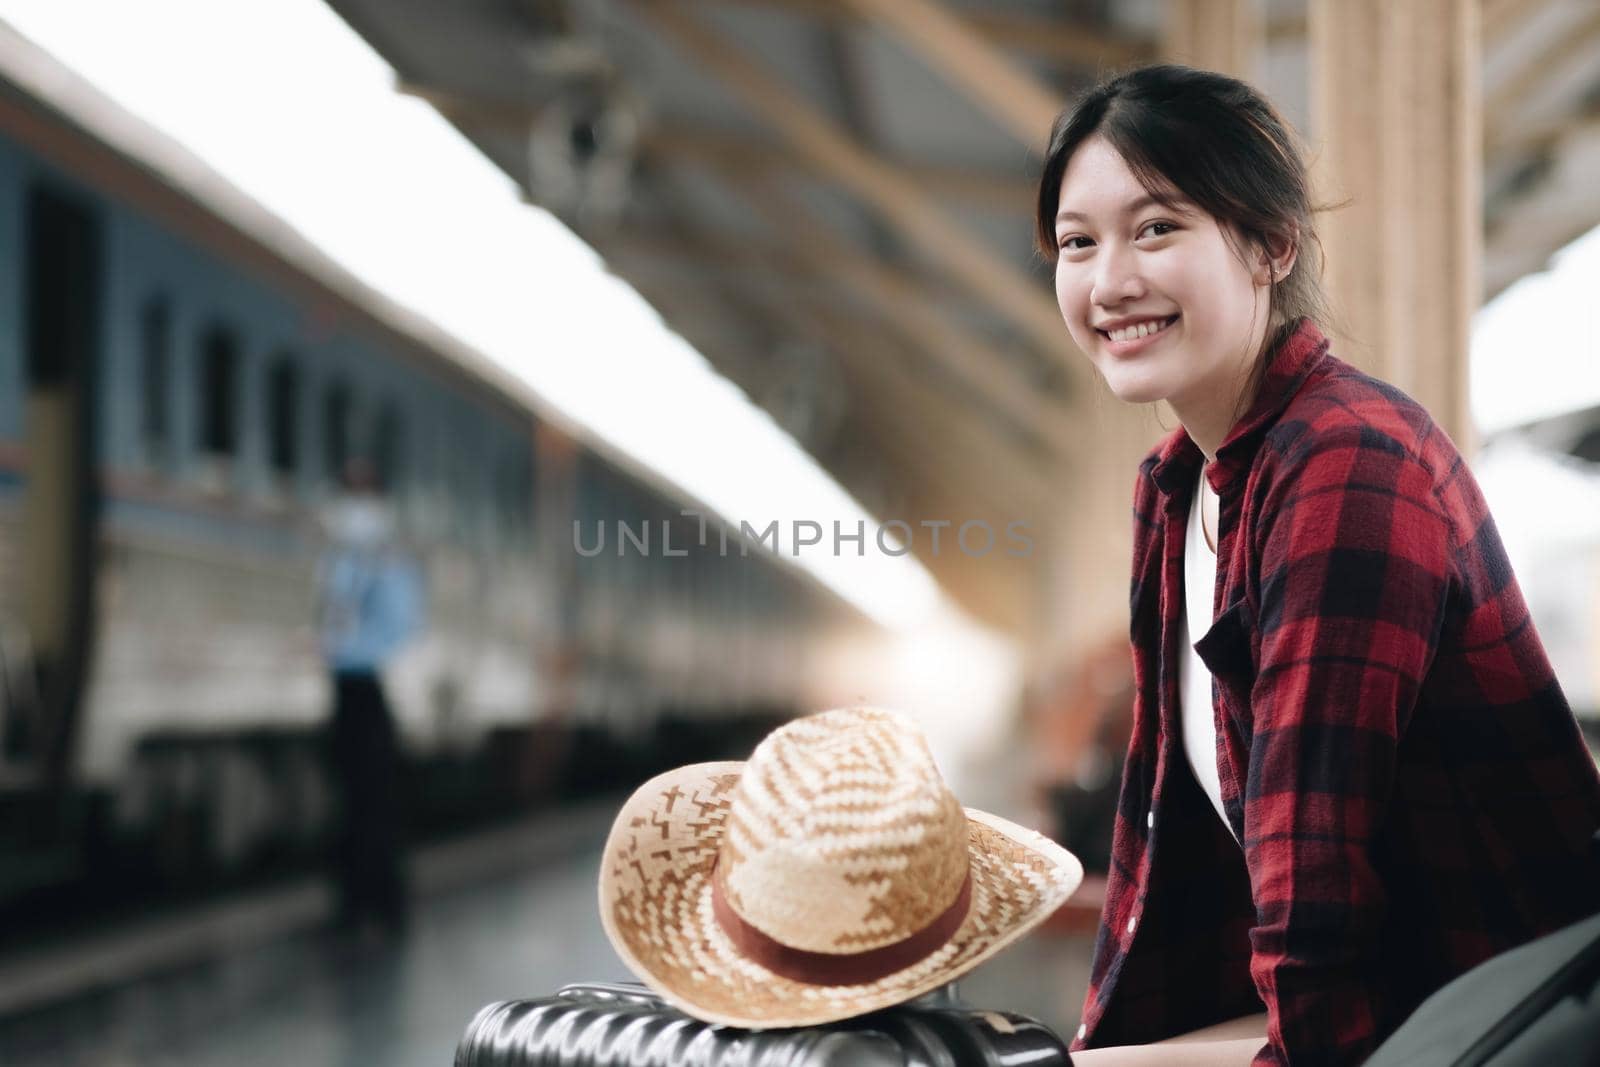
1310, 0, 1480, 454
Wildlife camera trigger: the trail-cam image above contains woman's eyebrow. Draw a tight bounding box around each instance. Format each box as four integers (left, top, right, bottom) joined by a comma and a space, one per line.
1056, 193, 1189, 224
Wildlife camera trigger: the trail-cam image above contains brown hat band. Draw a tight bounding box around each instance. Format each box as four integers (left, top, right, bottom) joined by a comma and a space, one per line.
709, 867, 974, 988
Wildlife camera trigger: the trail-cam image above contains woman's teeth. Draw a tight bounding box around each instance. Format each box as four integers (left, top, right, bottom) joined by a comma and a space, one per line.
1107, 316, 1176, 342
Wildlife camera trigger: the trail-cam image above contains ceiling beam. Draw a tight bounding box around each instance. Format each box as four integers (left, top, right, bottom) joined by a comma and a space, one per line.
1485, 5, 1600, 151
400, 73, 1061, 506
597, 230, 830, 295
715, 0, 1156, 67
961, 8, 1156, 65
1483, 115, 1600, 299
659, 202, 1060, 509
839, 0, 1064, 151
646, 122, 1032, 212
583, 207, 803, 391
399, 83, 1036, 213
643, 136, 1068, 422
721, 167, 1070, 454
815, 5, 899, 262
636, 225, 1048, 520
1486, 101, 1600, 166
597, 198, 1069, 464
630, 1, 1092, 396
716, 0, 1305, 58
593, 186, 1053, 518
599, 240, 1053, 461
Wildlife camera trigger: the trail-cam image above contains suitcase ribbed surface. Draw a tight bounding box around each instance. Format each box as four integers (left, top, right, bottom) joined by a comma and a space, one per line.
455, 982, 1072, 1067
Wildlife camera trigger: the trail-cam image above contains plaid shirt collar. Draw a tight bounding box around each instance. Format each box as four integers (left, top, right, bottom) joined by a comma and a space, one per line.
1149, 316, 1332, 501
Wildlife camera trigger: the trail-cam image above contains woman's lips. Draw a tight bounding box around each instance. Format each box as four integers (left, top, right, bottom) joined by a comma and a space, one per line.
1099, 314, 1179, 357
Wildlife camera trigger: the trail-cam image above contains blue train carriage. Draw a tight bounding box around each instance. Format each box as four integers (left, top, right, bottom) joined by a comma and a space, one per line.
0, 35, 859, 917
0, 63, 550, 901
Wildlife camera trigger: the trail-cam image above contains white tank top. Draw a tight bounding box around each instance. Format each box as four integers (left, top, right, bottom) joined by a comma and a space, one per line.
1179, 464, 1241, 846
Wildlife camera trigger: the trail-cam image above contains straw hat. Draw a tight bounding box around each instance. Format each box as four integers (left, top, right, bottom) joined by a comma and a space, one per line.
598, 706, 1084, 1029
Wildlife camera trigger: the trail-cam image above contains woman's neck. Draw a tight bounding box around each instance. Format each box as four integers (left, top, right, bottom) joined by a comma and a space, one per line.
1176, 315, 1281, 460
1175, 413, 1224, 465
1178, 350, 1273, 461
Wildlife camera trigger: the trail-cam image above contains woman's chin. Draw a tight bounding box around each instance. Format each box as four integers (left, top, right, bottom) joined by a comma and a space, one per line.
1101, 373, 1169, 406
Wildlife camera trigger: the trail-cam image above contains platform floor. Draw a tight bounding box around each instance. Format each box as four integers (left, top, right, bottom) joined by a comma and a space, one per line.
0, 804, 1097, 1066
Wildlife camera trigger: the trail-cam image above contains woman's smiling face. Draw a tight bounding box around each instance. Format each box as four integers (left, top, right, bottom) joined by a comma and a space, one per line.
1052, 135, 1280, 445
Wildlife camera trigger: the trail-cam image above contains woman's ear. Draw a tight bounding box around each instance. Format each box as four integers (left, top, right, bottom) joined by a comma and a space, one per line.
1255, 231, 1298, 285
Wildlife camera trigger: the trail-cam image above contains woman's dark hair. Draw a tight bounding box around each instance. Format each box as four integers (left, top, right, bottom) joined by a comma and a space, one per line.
1035, 63, 1340, 418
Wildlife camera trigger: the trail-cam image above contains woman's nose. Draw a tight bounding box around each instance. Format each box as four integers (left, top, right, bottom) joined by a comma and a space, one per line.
1091, 245, 1146, 307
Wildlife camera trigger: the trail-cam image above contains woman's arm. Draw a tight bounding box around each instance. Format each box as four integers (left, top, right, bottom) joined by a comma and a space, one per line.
1154, 1012, 1269, 1044
1241, 425, 1453, 1065
1073, 1036, 1265, 1066
1067, 1012, 1268, 1064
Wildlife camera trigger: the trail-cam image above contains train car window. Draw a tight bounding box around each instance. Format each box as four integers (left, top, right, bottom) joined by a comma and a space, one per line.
373, 403, 402, 493
266, 356, 298, 476
322, 381, 351, 482
139, 295, 171, 468
198, 325, 237, 456
496, 445, 531, 546
25, 185, 100, 389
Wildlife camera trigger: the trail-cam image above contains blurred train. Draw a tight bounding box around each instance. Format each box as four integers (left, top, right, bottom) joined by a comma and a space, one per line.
0, 28, 869, 923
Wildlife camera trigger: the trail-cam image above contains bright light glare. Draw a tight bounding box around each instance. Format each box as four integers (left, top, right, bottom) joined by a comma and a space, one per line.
1472, 227, 1600, 717
1473, 224, 1600, 435
1474, 437, 1600, 711
0, 0, 944, 629
805, 614, 1024, 800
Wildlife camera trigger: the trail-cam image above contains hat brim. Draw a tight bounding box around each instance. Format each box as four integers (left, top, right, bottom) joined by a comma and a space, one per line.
598, 760, 1085, 1029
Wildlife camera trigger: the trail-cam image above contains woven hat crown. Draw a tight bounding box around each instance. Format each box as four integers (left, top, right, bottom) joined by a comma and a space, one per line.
717, 706, 969, 954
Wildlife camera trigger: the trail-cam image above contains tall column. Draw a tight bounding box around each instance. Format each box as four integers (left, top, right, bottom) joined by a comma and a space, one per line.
1310, 0, 1480, 454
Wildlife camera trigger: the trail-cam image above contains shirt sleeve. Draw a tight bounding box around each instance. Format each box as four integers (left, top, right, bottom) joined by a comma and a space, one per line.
1243, 426, 1454, 1067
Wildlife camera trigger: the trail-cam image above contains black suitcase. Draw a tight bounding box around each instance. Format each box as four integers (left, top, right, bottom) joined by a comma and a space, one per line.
454, 981, 1073, 1066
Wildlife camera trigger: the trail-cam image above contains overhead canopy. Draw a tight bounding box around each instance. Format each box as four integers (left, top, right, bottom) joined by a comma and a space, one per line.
321, 0, 1600, 639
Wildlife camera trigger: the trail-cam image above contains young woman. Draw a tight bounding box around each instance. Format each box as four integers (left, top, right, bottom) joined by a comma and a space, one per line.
1037, 64, 1600, 1067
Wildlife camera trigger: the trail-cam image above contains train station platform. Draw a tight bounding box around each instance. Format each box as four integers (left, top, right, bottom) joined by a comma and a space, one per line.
0, 797, 1098, 1066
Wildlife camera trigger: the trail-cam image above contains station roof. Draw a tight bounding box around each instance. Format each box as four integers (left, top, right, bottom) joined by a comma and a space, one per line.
321, 0, 1600, 633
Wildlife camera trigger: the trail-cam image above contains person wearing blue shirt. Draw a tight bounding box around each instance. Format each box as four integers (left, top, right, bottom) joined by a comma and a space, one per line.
317, 459, 424, 939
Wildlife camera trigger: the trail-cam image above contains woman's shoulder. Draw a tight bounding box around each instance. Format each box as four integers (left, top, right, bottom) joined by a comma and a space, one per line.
1242, 354, 1500, 557
1262, 352, 1462, 484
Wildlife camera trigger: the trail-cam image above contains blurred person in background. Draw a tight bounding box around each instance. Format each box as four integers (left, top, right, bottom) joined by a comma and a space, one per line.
318, 457, 425, 940
1038, 64, 1600, 1066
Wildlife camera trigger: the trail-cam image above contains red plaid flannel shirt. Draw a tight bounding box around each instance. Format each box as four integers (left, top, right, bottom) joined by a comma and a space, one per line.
1068, 317, 1600, 1066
